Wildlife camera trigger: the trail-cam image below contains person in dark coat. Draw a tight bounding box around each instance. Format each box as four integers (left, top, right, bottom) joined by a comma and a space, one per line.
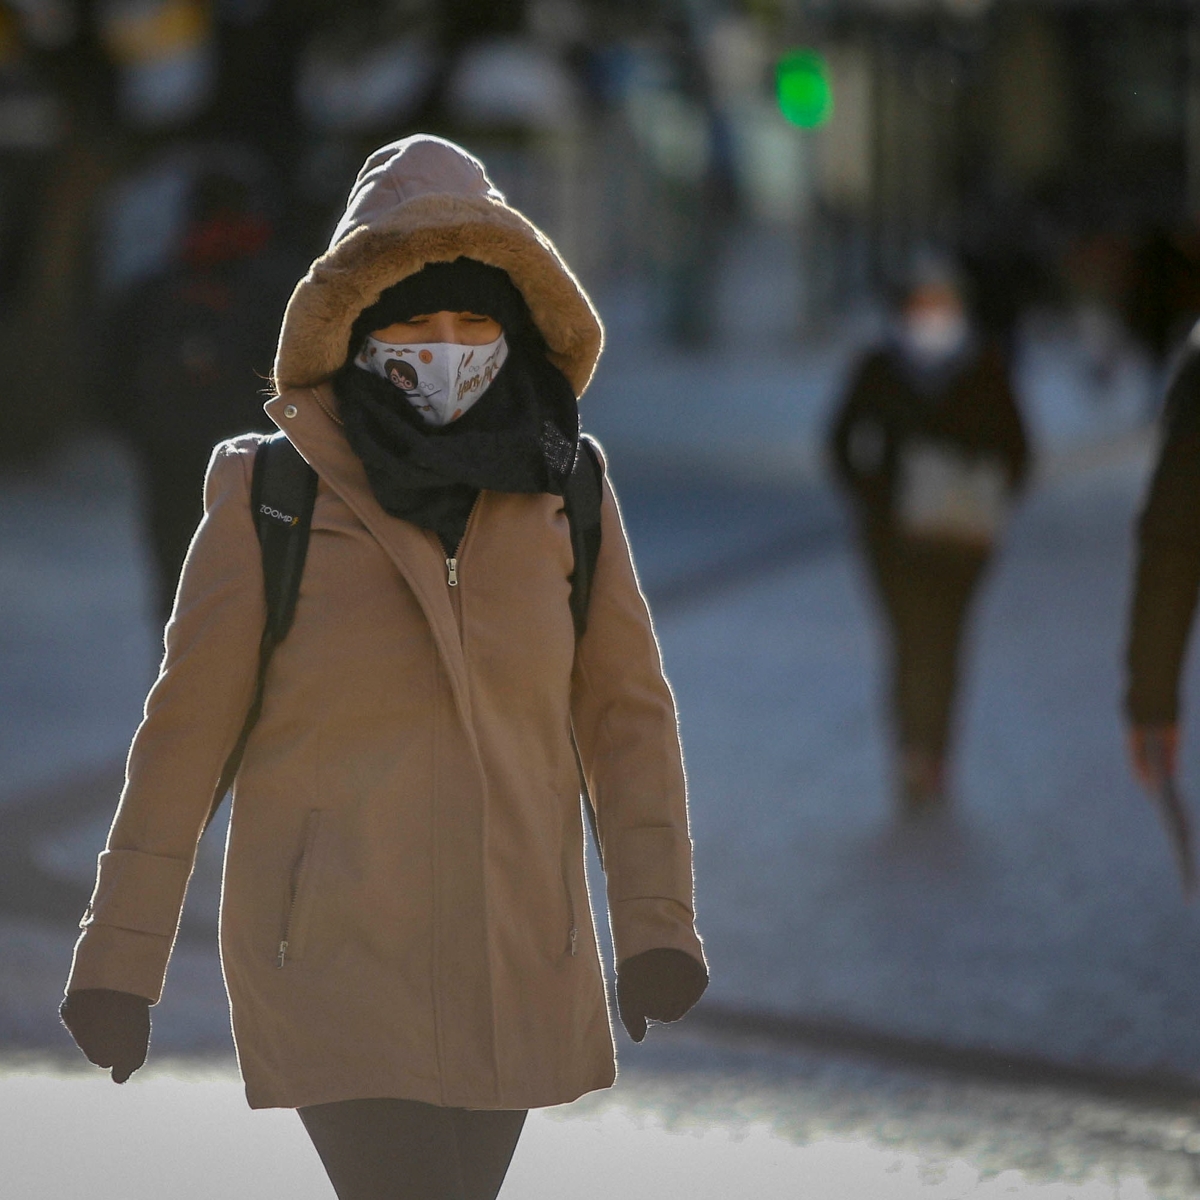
100, 156, 303, 619
1125, 329, 1200, 788
1124, 223, 1200, 371
829, 264, 1031, 812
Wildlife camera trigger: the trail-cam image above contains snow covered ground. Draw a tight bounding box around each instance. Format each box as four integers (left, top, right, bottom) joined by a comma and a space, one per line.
5, 1027, 1200, 1200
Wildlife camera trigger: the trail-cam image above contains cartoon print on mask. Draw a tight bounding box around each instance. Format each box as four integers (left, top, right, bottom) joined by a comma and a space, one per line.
385, 359, 419, 391
383, 355, 441, 418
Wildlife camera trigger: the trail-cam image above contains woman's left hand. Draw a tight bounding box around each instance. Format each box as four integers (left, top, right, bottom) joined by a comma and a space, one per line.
615, 948, 708, 1043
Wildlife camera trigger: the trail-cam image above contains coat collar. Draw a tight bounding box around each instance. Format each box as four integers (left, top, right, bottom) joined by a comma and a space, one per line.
264, 384, 477, 730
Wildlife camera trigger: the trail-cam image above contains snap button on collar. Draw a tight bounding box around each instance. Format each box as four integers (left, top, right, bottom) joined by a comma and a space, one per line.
283, 404, 298, 419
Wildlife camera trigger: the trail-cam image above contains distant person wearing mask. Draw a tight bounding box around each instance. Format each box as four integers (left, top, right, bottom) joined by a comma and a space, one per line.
829, 262, 1030, 813
1125, 329, 1200, 792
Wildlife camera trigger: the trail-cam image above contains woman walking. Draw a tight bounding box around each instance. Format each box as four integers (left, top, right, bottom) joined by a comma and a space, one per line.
60, 135, 707, 1199
829, 261, 1029, 814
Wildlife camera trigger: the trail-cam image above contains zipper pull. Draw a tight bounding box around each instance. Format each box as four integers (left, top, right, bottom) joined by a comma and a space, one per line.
569, 926, 578, 957
277, 940, 289, 969
446, 557, 459, 587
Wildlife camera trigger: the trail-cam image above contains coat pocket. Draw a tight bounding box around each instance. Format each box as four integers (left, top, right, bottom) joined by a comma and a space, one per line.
276, 809, 325, 968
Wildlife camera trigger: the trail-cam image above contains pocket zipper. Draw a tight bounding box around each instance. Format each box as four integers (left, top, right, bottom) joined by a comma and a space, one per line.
562, 857, 578, 958
278, 811, 322, 968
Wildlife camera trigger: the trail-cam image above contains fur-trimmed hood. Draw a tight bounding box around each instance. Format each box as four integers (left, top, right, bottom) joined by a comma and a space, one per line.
273, 135, 604, 397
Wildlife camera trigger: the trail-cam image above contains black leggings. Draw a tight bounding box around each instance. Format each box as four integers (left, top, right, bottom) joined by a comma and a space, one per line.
299, 1098, 526, 1200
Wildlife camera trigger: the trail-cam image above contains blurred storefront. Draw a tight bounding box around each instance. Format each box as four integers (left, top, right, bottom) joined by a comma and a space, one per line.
802, 0, 1200, 346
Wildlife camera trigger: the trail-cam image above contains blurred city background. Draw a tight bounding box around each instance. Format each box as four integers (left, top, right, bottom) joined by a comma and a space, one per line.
6, 0, 1200, 1196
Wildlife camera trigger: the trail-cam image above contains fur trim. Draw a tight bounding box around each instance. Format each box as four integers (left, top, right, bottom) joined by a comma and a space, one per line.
274, 193, 603, 398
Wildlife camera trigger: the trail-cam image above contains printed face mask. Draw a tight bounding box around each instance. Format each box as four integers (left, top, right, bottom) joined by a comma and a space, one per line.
355, 333, 509, 425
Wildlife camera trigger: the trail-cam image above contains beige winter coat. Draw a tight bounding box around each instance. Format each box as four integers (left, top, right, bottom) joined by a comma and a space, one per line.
66, 136, 704, 1111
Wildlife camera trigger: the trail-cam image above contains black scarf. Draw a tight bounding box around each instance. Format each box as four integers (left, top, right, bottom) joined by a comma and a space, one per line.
333, 342, 579, 555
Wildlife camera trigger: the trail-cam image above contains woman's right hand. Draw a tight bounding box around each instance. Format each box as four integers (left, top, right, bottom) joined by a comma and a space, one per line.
60, 988, 151, 1083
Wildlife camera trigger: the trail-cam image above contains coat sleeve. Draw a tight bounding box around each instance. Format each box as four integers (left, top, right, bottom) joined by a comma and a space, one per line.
828, 354, 875, 492
1126, 347, 1200, 725
827, 351, 893, 520
570, 458, 705, 972
66, 438, 266, 1002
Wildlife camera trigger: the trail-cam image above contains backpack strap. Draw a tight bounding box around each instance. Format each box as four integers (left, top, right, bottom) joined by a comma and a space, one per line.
564, 434, 605, 860
206, 433, 318, 829
251, 432, 320, 645
564, 435, 604, 640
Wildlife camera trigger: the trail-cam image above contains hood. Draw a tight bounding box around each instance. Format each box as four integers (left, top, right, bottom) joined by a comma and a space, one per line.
273, 135, 604, 398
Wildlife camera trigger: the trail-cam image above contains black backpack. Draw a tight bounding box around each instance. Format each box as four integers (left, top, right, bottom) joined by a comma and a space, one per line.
207, 431, 605, 830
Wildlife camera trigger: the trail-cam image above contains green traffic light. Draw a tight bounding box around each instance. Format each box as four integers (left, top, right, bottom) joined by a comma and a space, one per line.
776, 49, 833, 128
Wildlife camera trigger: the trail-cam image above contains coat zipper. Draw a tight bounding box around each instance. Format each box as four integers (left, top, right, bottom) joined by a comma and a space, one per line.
445, 494, 482, 587
278, 810, 323, 968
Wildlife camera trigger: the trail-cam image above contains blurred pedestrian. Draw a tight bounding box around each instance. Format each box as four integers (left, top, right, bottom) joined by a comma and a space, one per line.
829, 260, 1031, 814
99, 148, 302, 619
60, 135, 707, 1200
1125, 327, 1200, 793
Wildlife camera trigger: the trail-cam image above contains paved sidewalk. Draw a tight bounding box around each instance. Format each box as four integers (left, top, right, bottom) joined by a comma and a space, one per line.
651, 440, 1200, 1082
